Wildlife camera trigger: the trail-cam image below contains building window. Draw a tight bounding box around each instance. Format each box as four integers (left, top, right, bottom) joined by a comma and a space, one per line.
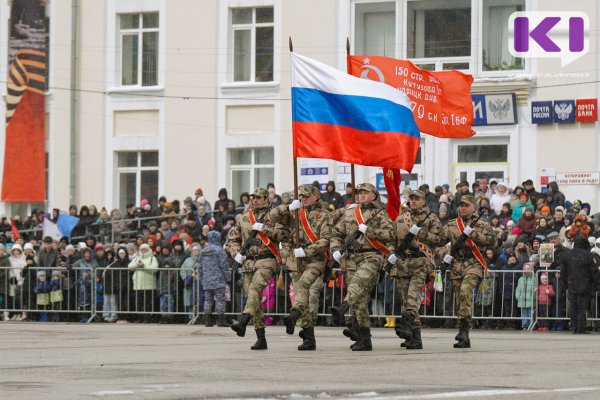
482, 0, 524, 71
457, 145, 507, 163
229, 148, 274, 201
231, 7, 274, 82
119, 13, 159, 86
116, 151, 159, 211
355, 2, 396, 56
407, 0, 471, 58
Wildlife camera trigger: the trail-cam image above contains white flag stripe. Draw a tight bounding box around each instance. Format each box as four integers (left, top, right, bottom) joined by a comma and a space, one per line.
291, 52, 413, 110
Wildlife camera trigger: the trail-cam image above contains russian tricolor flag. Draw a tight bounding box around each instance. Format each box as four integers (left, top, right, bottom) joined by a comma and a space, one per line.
291, 53, 420, 171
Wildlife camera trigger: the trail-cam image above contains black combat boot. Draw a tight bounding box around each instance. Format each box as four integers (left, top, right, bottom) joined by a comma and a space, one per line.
297, 327, 316, 351
395, 314, 414, 341
283, 308, 302, 335
250, 328, 268, 350
343, 317, 360, 342
351, 327, 372, 351
217, 314, 231, 327
454, 319, 470, 348
400, 339, 409, 348
231, 313, 252, 337
406, 328, 423, 349
331, 301, 350, 326
205, 314, 214, 327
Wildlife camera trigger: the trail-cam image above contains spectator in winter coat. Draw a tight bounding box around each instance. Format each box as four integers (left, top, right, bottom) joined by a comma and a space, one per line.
198, 231, 230, 327
321, 180, 342, 210
560, 235, 600, 334
536, 273, 555, 331
181, 245, 202, 321
546, 181, 566, 209
101, 246, 129, 322
128, 244, 158, 322
214, 188, 231, 216
515, 263, 536, 330
158, 258, 178, 323
513, 193, 535, 225
37, 236, 58, 276
490, 182, 511, 215
567, 215, 591, 239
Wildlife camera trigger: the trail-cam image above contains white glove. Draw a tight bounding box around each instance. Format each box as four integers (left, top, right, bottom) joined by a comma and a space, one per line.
293, 248, 306, 258
252, 222, 264, 231
347, 203, 358, 209
234, 253, 246, 264
358, 224, 368, 234
387, 253, 399, 264
443, 254, 454, 264
288, 200, 302, 212
333, 250, 342, 263
409, 224, 421, 235
463, 226, 474, 236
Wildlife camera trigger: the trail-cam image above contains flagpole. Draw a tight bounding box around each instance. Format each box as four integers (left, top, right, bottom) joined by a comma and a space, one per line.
346, 38, 356, 201
289, 36, 303, 273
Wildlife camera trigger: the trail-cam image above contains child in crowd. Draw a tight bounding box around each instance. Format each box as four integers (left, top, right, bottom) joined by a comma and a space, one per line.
515, 263, 536, 330
76, 269, 92, 323
34, 271, 51, 322
95, 275, 104, 315
536, 273, 555, 331
49, 270, 63, 322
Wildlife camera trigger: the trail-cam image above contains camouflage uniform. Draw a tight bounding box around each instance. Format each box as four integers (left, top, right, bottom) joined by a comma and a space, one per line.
271, 185, 330, 331
441, 195, 495, 348
226, 188, 290, 332
330, 185, 396, 331
391, 191, 444, 336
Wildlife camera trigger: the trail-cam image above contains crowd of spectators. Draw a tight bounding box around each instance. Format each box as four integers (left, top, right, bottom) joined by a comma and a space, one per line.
0, 179, 599, 332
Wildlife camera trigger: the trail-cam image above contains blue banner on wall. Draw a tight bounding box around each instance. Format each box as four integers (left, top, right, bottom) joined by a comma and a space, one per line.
531, 101, 553, 124
553, 100, 576, 123
472, 94, 518, 126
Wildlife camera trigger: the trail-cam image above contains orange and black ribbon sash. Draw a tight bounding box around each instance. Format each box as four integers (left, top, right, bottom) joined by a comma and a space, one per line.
249, 210, 282, 264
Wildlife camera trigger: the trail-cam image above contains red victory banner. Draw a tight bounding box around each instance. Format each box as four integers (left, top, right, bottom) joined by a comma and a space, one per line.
348, 55, 475, 138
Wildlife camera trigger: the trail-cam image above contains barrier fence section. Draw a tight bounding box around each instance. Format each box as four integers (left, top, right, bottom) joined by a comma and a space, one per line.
3, 265, 590, 330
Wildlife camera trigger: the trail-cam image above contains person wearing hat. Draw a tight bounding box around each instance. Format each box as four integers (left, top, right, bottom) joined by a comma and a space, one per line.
227, 187, 290, 350
128, 243, 158, 322
387, 189, 444, 350
269, 184, 331, 350
440, 195, 495, 348
329, 182, 396, 351
38, 236, 59, 278
511, 191, 534, 224
522, 179, 541, 207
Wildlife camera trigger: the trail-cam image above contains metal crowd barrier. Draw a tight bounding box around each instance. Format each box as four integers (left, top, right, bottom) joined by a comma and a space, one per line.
0, 265, 593, 331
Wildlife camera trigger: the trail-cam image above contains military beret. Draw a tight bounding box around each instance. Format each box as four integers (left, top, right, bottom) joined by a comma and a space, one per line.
460, 195, 477, 207
250, 187, 269, 198
299, 185, 321, 198
409, 189, 425, 199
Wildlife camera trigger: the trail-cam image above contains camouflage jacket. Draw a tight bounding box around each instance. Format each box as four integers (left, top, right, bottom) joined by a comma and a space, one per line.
441, 213, 496, 279
392, 206, 445, 276
331, 201, 396, 270
271, 202, 331, 272
225, 204, 290, 271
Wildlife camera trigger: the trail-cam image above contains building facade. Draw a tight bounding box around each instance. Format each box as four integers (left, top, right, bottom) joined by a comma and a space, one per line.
0, 0, 599, 216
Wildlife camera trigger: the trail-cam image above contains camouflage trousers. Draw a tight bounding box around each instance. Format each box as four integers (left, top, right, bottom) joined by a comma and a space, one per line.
242, 268, 273, 329
451, 273, 480, 321
346, 255, 382, 328
396, 269, 428, 329
291, 264, 324, 328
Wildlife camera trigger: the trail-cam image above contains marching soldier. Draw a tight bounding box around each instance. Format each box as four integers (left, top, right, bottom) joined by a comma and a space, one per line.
330, 183, 395, 351
387, 189, 445, 349
441, 195, 495, 348
226, 187, 290, 350
270, 185, 330, 350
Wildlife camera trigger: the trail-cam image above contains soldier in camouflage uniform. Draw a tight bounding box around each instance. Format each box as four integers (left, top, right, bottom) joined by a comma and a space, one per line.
387, 189, 444, 349
441, 195, 495, 348
330, 183, 396, 351
270, 185, 330, 350
226, 187, 290, 350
